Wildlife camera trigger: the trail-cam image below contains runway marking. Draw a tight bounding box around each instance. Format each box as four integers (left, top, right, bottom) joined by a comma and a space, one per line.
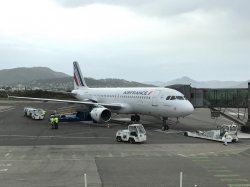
221, 179, 248, 182
188, 147, 250, 187
186, 147, 250, 157
204, 166, 226, 169
0, 158, 91, 162
177, 154, 187, 157
0, 135, 113, 139
192, 159, 211, 162
120, 152, 126, 158
108, 153, 113, 158
62, 131, 95, 136
154, 129, 183, 134
208, 170, 232, 173
0, 107, 15, 113
214, 174, 240, 177
0, 163, 12, 167
189, 152, 214, 157
191, 157, 210, 160
154, 153, 162, 157
0, 169, 8, 172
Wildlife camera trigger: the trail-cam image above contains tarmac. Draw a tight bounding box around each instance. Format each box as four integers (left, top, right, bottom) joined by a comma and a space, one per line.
0, 100, 250, 187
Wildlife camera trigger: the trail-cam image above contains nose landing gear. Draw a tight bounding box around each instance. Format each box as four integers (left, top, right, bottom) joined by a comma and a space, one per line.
131, 114, 140, 122
162, 117, 169, 131
131, 114, 141, 122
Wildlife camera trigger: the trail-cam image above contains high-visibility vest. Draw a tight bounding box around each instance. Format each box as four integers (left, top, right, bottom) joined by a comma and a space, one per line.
50, 117, 54, 124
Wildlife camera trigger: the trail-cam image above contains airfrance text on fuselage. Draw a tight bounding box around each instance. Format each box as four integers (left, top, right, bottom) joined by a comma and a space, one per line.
123, 91, 153, 95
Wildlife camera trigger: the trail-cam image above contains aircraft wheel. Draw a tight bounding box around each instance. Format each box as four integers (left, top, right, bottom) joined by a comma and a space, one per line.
116, 136, 122, 142
162, 124, 169, 131
131, 115, 136, 122
129, 138, 135, 144
135, 115, 140, 122
162, 117, 168, 131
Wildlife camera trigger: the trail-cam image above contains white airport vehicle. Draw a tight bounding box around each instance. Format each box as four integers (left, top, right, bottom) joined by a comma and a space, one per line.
9, 61, 194, 130
24, 107, 45, 120
116, 124, 147, 143
184, 124, 239, 143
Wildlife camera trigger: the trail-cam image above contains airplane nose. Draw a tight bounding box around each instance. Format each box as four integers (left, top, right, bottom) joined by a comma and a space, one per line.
188, 102, 194, 114
182, 101, 194, 116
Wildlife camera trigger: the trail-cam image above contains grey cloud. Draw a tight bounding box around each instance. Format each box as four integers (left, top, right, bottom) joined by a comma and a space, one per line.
54, 0, 149, 8
54, 0, 250, 17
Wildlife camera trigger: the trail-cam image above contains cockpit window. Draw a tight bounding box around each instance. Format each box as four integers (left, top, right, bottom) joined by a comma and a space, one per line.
176, 96, 184, 100
170, 96, 176, 100
166, 96, 171, 100
167, 96, 186, 100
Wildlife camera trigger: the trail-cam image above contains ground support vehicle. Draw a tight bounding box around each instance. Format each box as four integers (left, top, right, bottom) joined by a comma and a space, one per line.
184, 124, 239, 143
24, 107, 46, 120
55, 111, 92, 122
116, 124, 147, 144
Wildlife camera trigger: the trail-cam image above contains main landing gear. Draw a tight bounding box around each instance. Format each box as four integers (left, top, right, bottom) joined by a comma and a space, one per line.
131, 114, 140, 122
162, 117, 169, 131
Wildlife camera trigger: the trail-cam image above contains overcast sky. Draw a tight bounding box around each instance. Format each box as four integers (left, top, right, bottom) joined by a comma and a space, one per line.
0, 0, 249, 82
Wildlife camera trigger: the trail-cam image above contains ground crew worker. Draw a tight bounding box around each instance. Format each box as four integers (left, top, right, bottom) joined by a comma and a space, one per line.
54, 115, 59, 129
223, 130, 229, 146
50, 115, 55, 129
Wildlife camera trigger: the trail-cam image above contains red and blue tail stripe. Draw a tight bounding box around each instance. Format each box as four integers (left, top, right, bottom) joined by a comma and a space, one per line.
73, 61, 87, 88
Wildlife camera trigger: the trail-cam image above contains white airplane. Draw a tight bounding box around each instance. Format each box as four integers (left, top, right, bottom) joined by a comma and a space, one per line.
9, 61, 194, 130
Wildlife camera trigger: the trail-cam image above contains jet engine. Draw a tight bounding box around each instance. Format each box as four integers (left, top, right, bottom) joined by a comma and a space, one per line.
90, 107, 111, 123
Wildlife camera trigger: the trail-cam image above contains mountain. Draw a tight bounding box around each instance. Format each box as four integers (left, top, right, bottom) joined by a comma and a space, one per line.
145, 76, 248, 88
232, 81, 249, 88
86, 78, 155, 88
6, 77, 155, 91
0, 67, 69, 85
1, 66, 248, 89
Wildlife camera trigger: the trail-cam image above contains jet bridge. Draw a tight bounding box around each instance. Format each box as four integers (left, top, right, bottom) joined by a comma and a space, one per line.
167, 82, 250, 132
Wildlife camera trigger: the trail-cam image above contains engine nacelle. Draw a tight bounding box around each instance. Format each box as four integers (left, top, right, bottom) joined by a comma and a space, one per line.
90, 107, 111, 123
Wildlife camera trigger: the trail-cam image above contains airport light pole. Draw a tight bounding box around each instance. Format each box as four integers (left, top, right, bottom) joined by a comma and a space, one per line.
84, 173, 87, 187
180, 171, 183, 187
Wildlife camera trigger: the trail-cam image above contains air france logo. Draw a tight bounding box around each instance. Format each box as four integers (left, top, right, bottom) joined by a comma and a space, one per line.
123, 91, 153, 95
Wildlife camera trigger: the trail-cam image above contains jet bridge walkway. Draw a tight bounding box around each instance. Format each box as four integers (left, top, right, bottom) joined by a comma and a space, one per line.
168, 82, 250, 132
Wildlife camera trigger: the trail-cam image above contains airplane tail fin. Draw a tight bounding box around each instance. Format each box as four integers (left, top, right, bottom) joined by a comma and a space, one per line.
73, 61, 88, 89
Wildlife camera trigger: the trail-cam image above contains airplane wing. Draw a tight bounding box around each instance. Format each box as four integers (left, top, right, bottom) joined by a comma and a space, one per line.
8, 95, 122, 110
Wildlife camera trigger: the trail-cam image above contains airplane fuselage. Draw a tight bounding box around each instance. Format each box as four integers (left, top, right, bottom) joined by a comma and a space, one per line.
72, 87, 194, 118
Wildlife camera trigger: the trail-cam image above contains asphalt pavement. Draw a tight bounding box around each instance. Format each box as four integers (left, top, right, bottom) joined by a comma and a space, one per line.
0, 101, 250, 187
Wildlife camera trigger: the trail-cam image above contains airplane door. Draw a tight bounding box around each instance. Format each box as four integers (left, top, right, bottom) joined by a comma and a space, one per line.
152, 90, 161, 107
